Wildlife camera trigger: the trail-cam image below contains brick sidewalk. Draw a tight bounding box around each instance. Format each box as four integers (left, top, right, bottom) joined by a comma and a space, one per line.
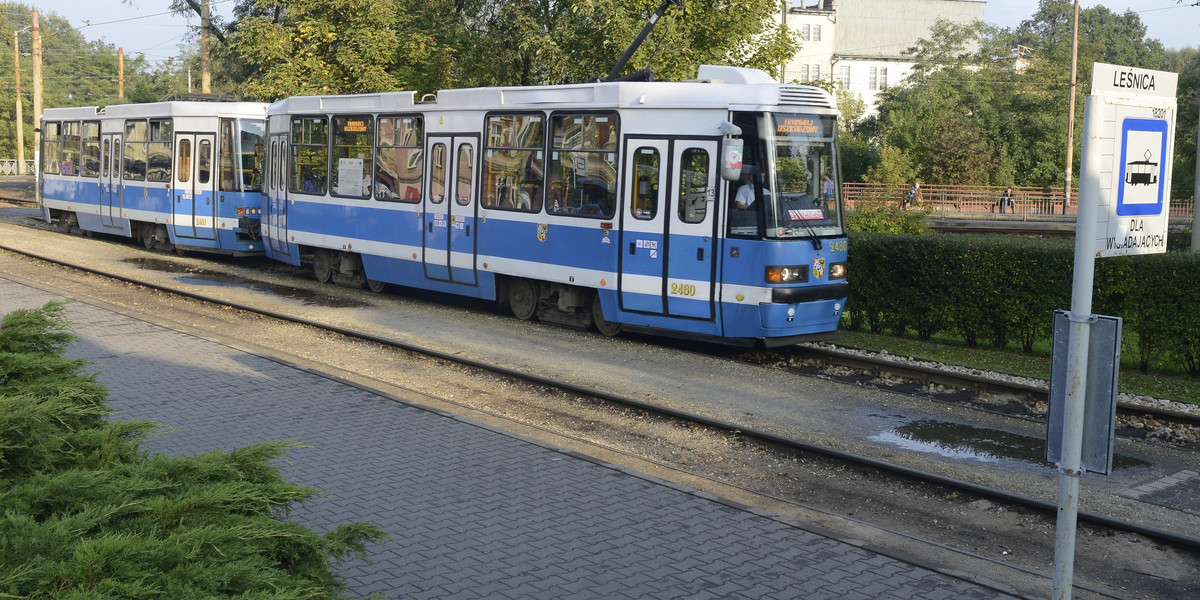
1, 277, 1017, 599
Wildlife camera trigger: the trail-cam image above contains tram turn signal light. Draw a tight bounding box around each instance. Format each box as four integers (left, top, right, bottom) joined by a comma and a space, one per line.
766, 266, 808, 284
236, 207, 262, 216
829, 262, 847, 280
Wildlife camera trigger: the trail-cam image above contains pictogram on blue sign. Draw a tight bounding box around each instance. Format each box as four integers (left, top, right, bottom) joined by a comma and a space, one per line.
1116, 118, 1169, 217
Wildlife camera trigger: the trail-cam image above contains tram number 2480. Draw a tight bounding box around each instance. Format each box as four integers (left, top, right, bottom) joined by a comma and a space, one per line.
670, 283, 698, 297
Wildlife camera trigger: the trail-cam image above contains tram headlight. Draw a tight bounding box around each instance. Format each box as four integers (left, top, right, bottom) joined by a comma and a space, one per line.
829, 262, 847, 280
766, 266, 808, 284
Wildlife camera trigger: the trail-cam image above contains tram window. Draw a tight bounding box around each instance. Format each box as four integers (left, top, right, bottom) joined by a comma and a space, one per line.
177, 139, 192, 183
244, 120, 265, 192
482, 114, 544, 212
269, 140, 277, 191
146, 119, 173, 183
456, 145, 473, 206
42, 122, 61, 175
219, 119, 238, 192
290, 117, 328, 195
81, 122, 101, 177
631, 147, 659, 220
332, 115, 373, 200
123, 120, 148, 181
677, 148, 710, 224
198, 139, 212, 185
548, 114, 617, 218
376, 116, 423, 202
430, 143, 446, 204
61, 122, 81, 176
102, 139, 110, 178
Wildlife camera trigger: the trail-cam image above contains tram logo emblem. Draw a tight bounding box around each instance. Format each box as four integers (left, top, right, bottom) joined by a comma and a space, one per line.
812, 258, 825, 279
537, 223, 548, 242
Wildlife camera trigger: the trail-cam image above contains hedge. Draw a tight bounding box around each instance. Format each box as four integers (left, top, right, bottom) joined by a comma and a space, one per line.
843, 232, 1200, 375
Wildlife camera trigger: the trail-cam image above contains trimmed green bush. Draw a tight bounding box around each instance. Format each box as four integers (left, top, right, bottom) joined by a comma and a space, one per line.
845, 234, 1200, 375
0, 302, 388, 599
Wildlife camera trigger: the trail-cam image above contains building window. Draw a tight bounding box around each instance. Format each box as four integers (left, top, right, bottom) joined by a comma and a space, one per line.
799, 64, 809, 83
879, 67, 889, 90
801, 24, 811, 41
812, 25, 821, 42
869, 67, 879, 91
811, 64, 821, 81
836, 65, 850, 88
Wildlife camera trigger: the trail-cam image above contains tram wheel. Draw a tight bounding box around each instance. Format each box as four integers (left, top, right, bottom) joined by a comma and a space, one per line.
591, 293, 623, 337
507, 278, 538, 321
366, 278, 387, 293
141, 224, 156, 249
57, 212, 75, 234
313, 249, 333, 283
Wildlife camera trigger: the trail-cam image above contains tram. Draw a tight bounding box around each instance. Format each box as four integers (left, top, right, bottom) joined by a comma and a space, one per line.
260, 65, 849, 346
38, 101, 268, 255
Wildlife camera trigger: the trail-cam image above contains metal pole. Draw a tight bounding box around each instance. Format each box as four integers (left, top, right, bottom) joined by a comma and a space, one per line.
1063, 0, 1079, 215
1051, 91, 1102, 600
30, 10, 40, 165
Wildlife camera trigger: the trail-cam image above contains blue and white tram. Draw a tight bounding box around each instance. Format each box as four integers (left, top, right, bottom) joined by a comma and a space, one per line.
261, 65, 849, 346
38, 101, 268, 255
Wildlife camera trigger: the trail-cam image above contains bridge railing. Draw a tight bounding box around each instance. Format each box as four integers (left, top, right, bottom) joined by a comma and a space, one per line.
841, 182, 1195, 220
0, 160, 36, 176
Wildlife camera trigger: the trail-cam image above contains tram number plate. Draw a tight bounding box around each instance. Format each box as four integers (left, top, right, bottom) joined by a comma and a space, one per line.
670, 283, 697, 297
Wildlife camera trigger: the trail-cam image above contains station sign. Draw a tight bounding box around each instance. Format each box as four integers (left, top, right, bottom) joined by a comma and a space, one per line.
1083, 63, 1178, 257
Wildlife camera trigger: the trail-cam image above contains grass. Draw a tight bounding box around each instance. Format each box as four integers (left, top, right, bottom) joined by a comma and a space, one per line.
833, 329, 1200, 407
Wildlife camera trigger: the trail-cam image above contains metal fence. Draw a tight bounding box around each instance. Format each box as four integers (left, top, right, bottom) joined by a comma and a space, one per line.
842, 182, 1196, 220
0, 160, 36, 176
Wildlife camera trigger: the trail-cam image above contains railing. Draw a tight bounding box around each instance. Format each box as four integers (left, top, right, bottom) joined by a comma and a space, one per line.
842, 182, 1196, 220
0, 160, 36, 176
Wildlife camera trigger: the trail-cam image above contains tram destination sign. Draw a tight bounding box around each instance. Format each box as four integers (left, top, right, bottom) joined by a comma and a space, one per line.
1083, 63, 1178, 258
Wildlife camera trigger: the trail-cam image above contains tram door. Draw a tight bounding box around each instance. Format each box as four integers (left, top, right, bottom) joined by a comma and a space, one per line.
422, 135, 478, 284
172, 133, 217, 240
618, 138, 718, 319
264, 134, 291, 257
100, 133, 122, 228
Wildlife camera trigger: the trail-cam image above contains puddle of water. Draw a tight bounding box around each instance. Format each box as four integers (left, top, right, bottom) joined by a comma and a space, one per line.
873, 419, 1148, 470
122, 258, 368, 308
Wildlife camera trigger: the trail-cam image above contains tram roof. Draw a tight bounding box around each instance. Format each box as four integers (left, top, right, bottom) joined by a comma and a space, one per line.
268, 66, 836, 115
41, 101, 268, 122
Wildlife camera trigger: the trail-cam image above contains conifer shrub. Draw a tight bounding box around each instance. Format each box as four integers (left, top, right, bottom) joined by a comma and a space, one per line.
0, 301, 388, 599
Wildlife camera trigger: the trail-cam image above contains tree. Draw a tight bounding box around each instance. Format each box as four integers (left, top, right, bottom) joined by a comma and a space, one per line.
224, 0, 800, 99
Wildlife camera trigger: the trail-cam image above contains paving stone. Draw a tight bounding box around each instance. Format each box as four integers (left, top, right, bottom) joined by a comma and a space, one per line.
0, 278, 1019, 599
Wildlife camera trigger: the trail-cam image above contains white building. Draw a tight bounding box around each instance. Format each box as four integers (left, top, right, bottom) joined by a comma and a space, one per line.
782, 0, 985, 115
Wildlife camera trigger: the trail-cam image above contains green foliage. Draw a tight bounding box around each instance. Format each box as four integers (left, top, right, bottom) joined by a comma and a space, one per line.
845, 234, 1200, 379
852, 2, 1175, 191
845, 204, 929, 235
224, 0, 799, 99
0, 302, 388, 599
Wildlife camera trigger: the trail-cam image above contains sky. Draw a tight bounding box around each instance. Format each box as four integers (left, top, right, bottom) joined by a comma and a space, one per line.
27, 0, 1200, 67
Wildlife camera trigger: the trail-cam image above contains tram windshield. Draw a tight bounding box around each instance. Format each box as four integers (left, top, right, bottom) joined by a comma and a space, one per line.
221, 118, 266, 192
762, 113, 843, 239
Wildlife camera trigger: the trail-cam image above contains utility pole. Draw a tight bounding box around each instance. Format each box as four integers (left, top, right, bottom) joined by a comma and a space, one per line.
118, 48, 125, 102
201, 0, 211, 93
14, 29, 24, 173
31, 10, 41, 167
1064, 0, 1079, 215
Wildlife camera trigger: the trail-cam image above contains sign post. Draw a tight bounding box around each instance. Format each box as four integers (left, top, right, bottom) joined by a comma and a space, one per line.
1052, 62, 1177, 600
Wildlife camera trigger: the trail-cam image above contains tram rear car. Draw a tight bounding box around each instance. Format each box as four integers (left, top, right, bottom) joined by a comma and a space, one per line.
260, 66, 848, 346
39, 101, 268, 255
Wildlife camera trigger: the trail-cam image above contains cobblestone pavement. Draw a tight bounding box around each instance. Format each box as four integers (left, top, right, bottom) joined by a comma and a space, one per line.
1, 276, 1018, 599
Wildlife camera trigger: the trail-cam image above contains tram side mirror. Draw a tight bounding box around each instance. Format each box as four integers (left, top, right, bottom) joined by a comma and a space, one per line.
721, 138, 743, 182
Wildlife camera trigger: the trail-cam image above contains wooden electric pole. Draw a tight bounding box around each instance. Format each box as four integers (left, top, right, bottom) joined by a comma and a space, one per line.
118, 48, 125, 102
1063, 0, 1079, 215
14, 29, 24, 173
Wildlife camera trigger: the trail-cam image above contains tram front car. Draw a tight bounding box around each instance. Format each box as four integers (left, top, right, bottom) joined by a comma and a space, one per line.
714, 73, 848, 346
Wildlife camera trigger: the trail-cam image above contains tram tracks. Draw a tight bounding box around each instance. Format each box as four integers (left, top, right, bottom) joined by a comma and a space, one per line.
3, 234, 1200, 564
